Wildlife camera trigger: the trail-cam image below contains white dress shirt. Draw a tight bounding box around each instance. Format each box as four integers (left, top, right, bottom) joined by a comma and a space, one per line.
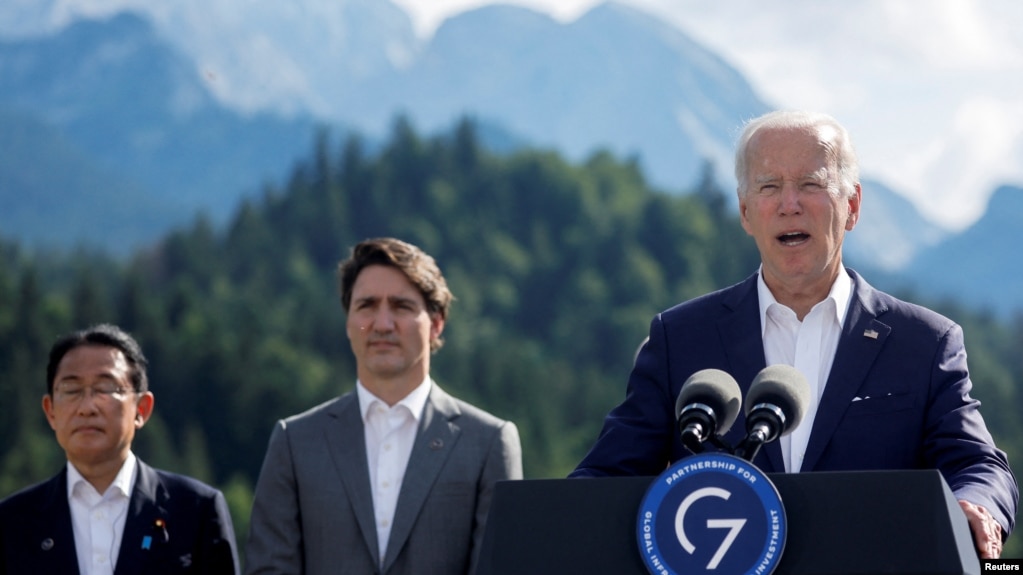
757, 269, 851, 472
357, 378, 431, 564
66, 451, 137, 575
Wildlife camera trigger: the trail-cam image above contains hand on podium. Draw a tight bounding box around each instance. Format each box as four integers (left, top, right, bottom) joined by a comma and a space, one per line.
959, 499, 1003, 559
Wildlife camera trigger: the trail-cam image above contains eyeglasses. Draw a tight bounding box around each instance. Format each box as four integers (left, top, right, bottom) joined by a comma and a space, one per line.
53, 381, 136, 404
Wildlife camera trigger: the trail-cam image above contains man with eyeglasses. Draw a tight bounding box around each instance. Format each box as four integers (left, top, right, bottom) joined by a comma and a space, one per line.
0, 323, 239, 574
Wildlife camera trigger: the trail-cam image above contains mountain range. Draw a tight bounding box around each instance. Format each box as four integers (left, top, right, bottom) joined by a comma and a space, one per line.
0, 12, 318, 253
0, 0, 1020, 313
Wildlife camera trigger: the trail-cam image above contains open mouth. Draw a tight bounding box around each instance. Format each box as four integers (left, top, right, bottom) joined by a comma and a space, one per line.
778, 231, 810, 246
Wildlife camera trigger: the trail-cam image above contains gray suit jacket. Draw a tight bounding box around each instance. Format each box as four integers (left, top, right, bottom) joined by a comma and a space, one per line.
244, 383, 522, 575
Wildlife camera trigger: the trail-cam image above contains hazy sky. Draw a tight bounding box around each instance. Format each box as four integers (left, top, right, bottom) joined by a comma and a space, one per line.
394, 0, 1023, 231
5, 0, 1020, 230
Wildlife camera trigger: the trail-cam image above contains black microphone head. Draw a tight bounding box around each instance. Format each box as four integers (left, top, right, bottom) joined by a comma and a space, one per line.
744, 364, 810, 436
676, 369, 742, 435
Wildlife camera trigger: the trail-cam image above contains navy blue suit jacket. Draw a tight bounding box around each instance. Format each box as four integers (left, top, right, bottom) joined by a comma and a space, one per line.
0, 459, 239, 575
572, 269, 1018, 534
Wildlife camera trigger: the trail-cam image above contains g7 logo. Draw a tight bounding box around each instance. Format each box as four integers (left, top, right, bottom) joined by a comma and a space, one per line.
675, 487, 747, 569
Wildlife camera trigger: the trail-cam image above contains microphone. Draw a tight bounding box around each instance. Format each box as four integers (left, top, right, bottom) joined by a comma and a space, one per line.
675, 369, 742, 454
734, 364, 810, 462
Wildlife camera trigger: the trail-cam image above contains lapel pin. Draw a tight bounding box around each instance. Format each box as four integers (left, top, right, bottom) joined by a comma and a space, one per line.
863, 329, 879, 339
142, 536, 152, 550
41, 538, 54, 551
429, 438, 444, 450
158, 518, 169, 542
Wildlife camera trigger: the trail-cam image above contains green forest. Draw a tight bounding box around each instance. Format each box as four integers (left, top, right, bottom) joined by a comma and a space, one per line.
2, 117, 1022, 555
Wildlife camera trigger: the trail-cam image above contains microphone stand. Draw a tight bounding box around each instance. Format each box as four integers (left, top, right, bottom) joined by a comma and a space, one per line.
678, 403, 718, 455
680, 423, 707, 454
731, 403, 787, 462
732, 427, 768, 462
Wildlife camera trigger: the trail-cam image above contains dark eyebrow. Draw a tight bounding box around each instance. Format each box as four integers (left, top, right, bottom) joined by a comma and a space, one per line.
388, 295, 422, 309
352, 295, 421, 309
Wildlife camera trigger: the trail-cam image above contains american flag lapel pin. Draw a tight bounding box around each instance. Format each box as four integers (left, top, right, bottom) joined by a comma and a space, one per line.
863, 329, 879, 339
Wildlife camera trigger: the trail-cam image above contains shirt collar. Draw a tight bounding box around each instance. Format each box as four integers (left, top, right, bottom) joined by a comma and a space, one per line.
757, 266, 852, 335
66, 450, 137, 499
357, 377, 432, 423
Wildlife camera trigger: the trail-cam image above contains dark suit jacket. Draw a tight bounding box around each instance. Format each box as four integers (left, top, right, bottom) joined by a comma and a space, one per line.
244, 382, 523, 575
571, 268, 1018, 535
0, 459, 239, 575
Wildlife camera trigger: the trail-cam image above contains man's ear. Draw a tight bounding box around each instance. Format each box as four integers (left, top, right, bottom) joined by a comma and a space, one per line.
739, 197, 753, 235
845, 183, 862, 231
430, 312, 445, 345
41, 394, 58, 431
135, 392, 155, 429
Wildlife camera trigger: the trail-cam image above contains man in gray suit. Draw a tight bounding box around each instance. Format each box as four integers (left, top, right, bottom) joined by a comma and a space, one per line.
245, 237, 523, 575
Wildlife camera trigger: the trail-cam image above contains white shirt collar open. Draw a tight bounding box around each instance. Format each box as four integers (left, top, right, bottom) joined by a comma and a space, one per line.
756, 265, 852, 335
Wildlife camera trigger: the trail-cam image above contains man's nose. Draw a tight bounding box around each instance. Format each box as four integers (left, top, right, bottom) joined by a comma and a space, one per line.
778, 183, 802, 214
76, 390, 102, 414
370, 308, 397, 330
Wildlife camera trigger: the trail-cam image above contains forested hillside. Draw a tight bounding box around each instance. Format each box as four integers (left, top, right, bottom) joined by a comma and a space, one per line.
2, 117, 1021, 553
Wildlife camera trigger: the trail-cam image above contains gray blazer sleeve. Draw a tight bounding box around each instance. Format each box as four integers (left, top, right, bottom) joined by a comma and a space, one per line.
470, 421, 522, 574
244, 421, 303, 575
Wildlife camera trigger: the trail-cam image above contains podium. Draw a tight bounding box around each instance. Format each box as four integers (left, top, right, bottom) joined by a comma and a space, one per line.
476, 470, 981, 575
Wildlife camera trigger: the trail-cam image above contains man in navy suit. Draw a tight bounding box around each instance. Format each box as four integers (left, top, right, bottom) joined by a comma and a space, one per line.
571, 110, 1017, 559
0, 324, 239, 574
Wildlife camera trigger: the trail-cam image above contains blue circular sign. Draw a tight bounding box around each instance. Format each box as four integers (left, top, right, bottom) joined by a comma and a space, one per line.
636, 453, 786, 575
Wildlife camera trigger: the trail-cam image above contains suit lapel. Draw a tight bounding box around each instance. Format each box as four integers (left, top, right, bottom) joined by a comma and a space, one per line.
801, 271, 891, 471
718, 274, 779, 471
324, 392, 381, 567
32, 469, 80, 574
720, 274, 770, 393
382, 384, 461, 572
115, 460, 172, 575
